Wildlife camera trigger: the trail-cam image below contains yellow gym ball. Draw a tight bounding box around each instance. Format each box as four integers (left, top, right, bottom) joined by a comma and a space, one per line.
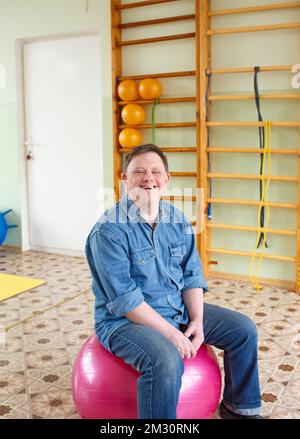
138, 78, 162, 100
118, 79, 139, 102
119, 128, 142, 148
121, 104, 145, 125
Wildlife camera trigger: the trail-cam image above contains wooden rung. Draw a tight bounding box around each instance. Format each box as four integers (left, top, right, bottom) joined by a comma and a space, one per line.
116, 0, 177, 10
162, 195, 196, 201
207, 65, 293, 75
162, 196, 298, 208
209, 2, 300, 17
207, 22, 300, 36
207, 223, 296, 236
207, 197, 297, 209
118, 171, 195, 177
207, 147, 299, 155
118, 71, 195, 81
170, 172, 196, 177
118, 97, 196, 105
119, 33, 195, 46
119, 14, 195, 29
206, 121, 300, 127
148, 196, 298, 209
209, 93, 300, 101
119, 147, 197, 153
119, 122, 196, 128
207, 172, 298, 182
207, 247, 296, 262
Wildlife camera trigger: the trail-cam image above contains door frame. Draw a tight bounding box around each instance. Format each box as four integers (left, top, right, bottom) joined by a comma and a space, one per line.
15, 31, 102, 253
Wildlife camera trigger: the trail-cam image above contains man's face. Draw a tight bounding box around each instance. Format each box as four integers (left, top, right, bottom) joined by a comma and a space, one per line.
121, 152, 170, 208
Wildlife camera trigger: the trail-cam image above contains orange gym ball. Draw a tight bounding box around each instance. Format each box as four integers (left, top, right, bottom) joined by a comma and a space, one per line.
119, 128, 142, 148
121, 104, 145, 126
118, 79, 139, 102
138, 78, 162, 100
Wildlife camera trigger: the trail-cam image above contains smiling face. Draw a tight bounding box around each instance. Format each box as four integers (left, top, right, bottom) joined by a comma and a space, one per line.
121, 152, 171, 211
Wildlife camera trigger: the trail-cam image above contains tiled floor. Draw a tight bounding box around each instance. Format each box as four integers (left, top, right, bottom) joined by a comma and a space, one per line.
0, 247, 299, 419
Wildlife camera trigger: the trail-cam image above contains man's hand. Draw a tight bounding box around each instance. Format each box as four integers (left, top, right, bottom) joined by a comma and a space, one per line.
125, 302, 196, 359
183, 319, 204, 351
166, 328, 197, 359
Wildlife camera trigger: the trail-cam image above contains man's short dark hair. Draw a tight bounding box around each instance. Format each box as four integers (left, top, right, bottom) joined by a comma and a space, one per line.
123, 144, 169, 172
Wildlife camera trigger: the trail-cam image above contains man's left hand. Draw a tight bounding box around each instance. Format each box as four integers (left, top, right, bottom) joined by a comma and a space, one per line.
183, 320, 204, 351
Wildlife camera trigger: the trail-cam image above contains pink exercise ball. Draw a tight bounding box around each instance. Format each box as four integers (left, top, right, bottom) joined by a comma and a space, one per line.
72, 334, 222, 419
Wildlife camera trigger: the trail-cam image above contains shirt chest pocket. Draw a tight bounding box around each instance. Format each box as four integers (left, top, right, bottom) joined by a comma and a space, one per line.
130, 247, 155, 266
168, 242, 186, 274
129, 247, 156, 287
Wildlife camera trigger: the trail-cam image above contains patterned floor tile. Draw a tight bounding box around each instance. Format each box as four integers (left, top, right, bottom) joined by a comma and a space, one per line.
26, 348, 69, 372
0, 406, 31, 419
0, 372, 26, 403
31, 386, 78, 419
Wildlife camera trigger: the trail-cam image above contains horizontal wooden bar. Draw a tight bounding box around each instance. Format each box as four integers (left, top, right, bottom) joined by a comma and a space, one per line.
162, 195, 195, 201
207, 197, 297, 209
119, 14, 195, 29
207, 22, 300, 36
161, 196, 298, 208
119, 32, 195, 46
119, 147, 197, 153
206, 121, 300, 127
207, 223, 296, 236
207, 172, 298, 182
116, 0, 177, 10
119, 122, 196, 128
207, 147, 299, 155
118, 97, 196, 105
207, 65, 292, 75
209, 93, 300, 101
118, 71, 195, 81
116, 171, 195, 177
170, 172, 196, 177
207, 247, 296, 262
209, 2, 300, 17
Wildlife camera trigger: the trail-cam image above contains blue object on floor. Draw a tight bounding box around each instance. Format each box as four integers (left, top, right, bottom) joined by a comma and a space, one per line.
0, 209, 18, 245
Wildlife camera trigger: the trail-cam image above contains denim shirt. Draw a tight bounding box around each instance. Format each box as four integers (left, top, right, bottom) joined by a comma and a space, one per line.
85, 194, 208, 352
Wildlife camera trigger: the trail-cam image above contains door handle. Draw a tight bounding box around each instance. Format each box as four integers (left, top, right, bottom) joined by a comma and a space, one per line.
24, 137, 41, 160
26, 151, 32, 160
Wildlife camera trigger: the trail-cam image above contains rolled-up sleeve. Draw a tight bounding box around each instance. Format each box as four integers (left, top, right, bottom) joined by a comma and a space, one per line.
87, 228, 144, 317
181, 223, 208, 293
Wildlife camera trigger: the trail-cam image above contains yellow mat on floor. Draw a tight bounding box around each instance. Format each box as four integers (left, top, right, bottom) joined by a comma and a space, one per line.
0, 273, 46, 302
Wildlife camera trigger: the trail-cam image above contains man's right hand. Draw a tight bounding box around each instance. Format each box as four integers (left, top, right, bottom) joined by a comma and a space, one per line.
166, 328, 197, 359
125, 301, 197, 359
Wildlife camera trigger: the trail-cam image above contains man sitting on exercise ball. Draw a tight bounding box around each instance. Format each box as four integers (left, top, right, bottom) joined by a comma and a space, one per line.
85, 144, 263, 419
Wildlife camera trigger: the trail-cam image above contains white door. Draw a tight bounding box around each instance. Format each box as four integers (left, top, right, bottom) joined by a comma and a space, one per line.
23, 35, 102, 256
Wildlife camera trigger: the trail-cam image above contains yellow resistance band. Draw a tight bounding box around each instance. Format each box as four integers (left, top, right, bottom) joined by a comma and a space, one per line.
249, 121, 272, 291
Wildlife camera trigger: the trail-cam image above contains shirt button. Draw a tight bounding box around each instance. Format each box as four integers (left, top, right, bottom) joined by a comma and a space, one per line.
141, 259, 144, 264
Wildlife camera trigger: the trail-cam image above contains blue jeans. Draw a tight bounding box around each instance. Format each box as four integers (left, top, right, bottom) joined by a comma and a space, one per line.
107, 303, 261, 419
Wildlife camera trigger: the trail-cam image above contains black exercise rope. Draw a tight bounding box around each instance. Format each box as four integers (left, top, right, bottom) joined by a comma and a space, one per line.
206, 71, 212, 221
254, 66, 268, 249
